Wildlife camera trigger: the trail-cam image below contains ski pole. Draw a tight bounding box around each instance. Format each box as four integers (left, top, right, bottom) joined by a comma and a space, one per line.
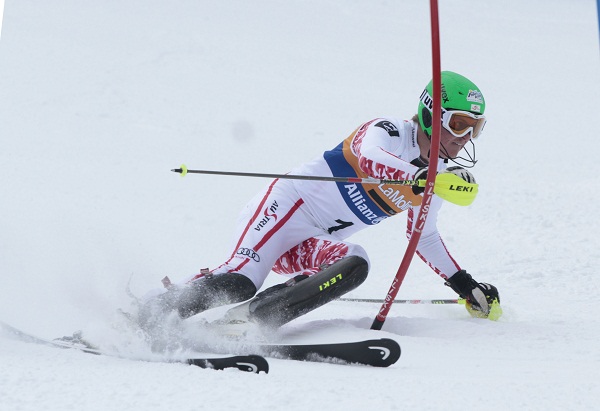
171, 165, 477, 206
171, 164, 421, 186
338, 297, 463, 304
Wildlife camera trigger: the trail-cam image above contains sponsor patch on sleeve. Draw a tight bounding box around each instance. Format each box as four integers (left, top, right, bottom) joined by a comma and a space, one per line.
374, 120, 400, 137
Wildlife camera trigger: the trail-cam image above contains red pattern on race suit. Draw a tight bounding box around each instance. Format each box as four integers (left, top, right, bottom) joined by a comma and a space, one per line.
272, 238, 350, 276
350, 119, 414, 181
358, 151, 412, 181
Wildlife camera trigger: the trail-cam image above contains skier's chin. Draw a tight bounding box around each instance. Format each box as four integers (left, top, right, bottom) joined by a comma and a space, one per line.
440, 150, 460, 160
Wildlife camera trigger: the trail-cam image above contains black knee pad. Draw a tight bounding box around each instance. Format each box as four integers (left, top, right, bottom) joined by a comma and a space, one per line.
247, 255, 369, 327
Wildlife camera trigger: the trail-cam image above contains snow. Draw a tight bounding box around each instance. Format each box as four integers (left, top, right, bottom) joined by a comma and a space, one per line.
1, 0, 599, 410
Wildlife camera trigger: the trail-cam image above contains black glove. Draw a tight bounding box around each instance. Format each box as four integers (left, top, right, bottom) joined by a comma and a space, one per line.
445, 270, 501, 319
412, 167, 429, 195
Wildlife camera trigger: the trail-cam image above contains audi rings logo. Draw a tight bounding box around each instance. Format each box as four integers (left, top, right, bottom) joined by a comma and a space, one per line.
237, 247, 260, 262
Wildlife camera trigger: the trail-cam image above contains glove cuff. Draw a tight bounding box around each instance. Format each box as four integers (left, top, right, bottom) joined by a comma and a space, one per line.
444, 270, 477, 298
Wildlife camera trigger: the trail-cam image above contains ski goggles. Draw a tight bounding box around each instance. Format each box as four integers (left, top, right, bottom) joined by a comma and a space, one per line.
441, 110, 486, 139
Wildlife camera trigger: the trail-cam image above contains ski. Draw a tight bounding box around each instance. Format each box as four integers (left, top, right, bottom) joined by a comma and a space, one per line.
194, 318, 401, 367
2, 321, 399, 369
0, 321, 269, 374
232, 338, 401, 367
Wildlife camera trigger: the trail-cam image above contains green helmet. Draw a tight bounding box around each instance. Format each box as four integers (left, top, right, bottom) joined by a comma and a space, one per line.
417, 71, 485, 137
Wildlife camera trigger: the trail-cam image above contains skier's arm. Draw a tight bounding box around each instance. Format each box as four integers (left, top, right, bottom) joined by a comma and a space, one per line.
406, 196, 461, 278
408, 197, 503, 320
353, 119, 420, 180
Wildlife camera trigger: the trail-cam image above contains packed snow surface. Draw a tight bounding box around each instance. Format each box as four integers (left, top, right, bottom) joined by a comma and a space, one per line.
1, 1, 599, 410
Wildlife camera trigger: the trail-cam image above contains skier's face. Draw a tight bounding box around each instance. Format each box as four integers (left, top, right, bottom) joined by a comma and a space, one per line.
438, 126, 472, 159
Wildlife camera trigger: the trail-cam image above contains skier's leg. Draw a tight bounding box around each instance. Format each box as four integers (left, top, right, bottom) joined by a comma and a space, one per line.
272, 235, 370, 277
206, 178, 326, 289
137, 273, 258, 330
139, 179, 323, 327
228, 255, 369, 328
224, 240, 370, 328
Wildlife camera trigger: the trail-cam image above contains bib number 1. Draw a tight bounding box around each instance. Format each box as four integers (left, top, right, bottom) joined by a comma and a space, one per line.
327, 219, 354, 234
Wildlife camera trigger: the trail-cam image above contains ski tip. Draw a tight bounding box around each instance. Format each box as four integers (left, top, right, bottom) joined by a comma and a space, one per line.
368, 338, 401, 367
247, 355, 269, 374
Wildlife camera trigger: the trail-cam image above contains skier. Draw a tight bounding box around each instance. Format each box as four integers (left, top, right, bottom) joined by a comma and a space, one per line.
139, 71, 501, 331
